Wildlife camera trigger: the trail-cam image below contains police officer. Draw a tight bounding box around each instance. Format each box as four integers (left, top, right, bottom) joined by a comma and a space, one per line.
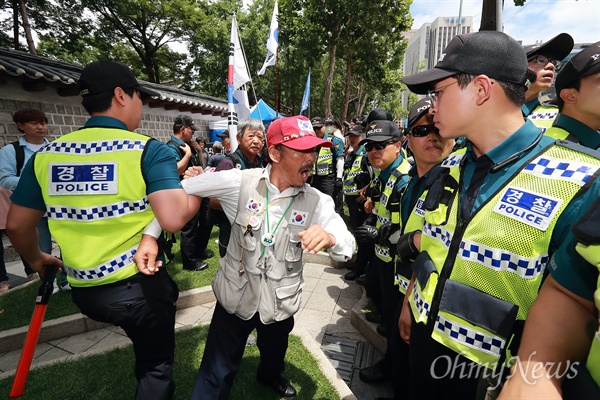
386, 99, 455, 400
167, 115, 211, 271
6, 61, 201, 400
342, 123, 372, 281
401, 31, 600, 399
544, 41, 600, 148
354, 119, 411, 384
310, 117, 345, 210
522, 33, 574, 133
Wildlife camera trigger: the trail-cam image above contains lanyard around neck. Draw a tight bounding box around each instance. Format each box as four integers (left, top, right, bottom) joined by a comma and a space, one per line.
261, 188, 296, 256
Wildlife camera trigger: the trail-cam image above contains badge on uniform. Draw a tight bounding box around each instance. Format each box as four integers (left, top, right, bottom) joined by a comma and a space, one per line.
493, 187, 563, 231
289, 209, 308, 226
414, 198, 425, 218
246, 198, 264, 213
48, 162, 118, 196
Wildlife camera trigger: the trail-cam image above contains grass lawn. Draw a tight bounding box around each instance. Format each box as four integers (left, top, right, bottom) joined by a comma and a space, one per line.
0, 325, 342, 400
0, 230, 221, 332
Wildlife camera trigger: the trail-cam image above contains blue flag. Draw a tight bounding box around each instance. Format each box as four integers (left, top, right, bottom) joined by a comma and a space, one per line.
300, 70, 310, 116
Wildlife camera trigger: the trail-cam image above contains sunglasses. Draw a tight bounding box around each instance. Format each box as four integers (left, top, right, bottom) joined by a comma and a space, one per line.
364, 140, 397, 152
407, 124, 439, 137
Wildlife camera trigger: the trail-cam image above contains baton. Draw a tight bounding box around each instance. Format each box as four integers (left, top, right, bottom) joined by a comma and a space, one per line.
9, 265, 57, 398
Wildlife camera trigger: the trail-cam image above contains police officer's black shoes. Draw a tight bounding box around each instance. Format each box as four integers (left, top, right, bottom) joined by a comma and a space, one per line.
359, 360, 391, 383
257, 374, 296, 399
376, 323, 388, 337
344, 269, 364, 281
365, 311, 383, 324
183, 260, 208, 271
198, 250, 214, 260
355, 274, 366, 286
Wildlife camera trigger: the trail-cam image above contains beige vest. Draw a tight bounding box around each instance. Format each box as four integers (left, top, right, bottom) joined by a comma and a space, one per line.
212, 168, 321, 324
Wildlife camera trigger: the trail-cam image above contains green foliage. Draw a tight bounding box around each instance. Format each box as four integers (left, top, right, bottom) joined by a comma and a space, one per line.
4, 0, 529, 120
0, 327, 342, 400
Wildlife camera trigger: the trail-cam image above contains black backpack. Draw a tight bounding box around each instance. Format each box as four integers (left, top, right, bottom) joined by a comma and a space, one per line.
11, 141, 25, 177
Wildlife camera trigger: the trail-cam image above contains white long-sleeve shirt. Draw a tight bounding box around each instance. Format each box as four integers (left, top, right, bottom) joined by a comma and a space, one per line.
146, 165, 356, 261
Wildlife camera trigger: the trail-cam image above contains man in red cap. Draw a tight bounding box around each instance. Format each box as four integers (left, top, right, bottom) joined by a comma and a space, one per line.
135, 115, 356, 400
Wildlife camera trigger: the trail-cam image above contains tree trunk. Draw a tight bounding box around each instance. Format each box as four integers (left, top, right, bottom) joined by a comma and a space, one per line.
12, 0, 19, 50
341, 52, 352, 122
324, 43, 336, 118
18, 0, 37, 54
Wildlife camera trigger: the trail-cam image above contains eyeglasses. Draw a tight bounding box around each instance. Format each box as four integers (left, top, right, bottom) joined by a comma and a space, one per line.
528, 55, 562, 70
407, 124, 439, 137
427, 81, 458, 103
364, 141, 397, 152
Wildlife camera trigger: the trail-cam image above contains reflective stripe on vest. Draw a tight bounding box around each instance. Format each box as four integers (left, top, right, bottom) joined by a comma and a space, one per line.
527, 104, 559, 134
396, 184, 427, 293
343, 148, 367, 195
374, 162, 410, 262
412, 143, 600, 368
63, 245, 137, 281
35, 128, 154, 287
313, 140, 334, 176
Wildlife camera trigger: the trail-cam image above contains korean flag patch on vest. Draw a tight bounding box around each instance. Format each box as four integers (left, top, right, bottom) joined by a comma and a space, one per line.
290, 209, 308, 226
246, 198, 264, 213
493, 187, 563, 231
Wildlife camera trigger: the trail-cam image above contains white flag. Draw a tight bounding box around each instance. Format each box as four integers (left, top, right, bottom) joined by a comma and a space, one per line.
228, 13, 251, 152
257, 1, 278, 75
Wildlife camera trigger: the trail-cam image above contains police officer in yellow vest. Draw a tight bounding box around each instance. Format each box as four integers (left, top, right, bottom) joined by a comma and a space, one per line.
545, 41, 600, 149
498, 193, 600, 399
401, 31, 600, 399
6, 61, 201, 400
354, 119, 411, 384
522, 33, 574, 133
498, 41, 600, 400
382, 99, 456, 399
310, 117, 345, 209
342, 123, 373, 281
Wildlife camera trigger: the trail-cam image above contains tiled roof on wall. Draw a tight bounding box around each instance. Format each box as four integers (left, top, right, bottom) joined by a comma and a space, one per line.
0, 48, 228, 117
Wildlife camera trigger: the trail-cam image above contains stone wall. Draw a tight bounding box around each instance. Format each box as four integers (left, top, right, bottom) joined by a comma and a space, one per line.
0, 80, 221, 147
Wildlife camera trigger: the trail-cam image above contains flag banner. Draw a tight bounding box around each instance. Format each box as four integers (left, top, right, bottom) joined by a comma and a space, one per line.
257, 1, 279, 75
228, 13, 251, 152
300, 70, 311, 116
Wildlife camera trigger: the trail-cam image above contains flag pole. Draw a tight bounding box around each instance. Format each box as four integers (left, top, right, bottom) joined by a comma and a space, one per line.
275, 47, 279, 114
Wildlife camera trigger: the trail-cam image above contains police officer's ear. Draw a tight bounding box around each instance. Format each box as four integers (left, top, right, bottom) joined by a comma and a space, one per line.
113, 87, 128, 106
559, 87, 578, 105
473, 75, 494, 106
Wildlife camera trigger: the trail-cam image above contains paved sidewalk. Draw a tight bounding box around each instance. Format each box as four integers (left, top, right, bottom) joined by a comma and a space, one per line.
0, 250, 392, 399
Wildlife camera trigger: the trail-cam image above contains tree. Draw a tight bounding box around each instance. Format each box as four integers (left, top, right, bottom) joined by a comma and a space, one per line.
34, 0, 199, 83
0, 0, 47, 52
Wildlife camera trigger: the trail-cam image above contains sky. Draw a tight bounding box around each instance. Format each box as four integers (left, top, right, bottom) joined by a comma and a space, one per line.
409, 0, 600, 46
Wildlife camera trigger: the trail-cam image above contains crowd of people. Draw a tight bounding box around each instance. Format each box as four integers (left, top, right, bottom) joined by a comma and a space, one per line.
1, 29, 599, 400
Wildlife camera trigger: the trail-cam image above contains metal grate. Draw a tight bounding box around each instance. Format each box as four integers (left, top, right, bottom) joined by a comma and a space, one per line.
321, 334, 383, 385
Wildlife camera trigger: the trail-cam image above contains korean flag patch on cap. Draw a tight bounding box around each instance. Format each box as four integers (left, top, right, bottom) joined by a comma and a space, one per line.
290, 209, 308, 226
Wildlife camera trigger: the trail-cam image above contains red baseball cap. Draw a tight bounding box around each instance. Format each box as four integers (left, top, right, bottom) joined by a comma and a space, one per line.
266, 116, 332, 150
